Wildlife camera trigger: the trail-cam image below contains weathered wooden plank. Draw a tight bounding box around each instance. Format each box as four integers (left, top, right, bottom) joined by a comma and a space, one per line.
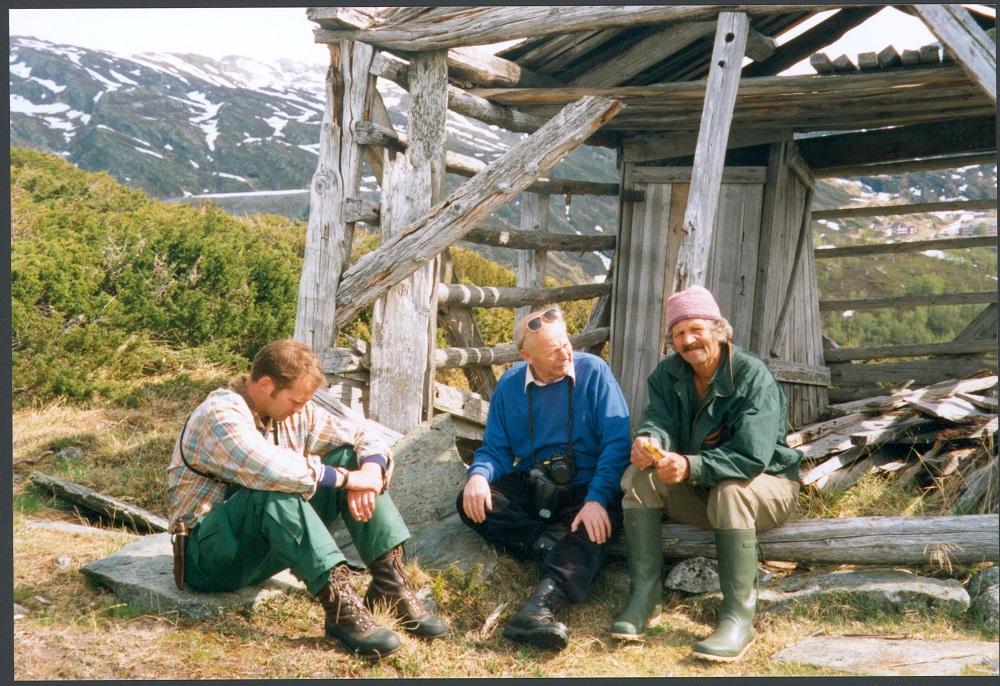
435, 328, 610, 369
877, 45, 902, 69
829, 358, 998, 390
436, 250, 497, 399
294, 42, 373, 352
433, 382, 489, 427
798, 117, 997, 171
569, 21, 716, 88
743, 7, 882, 78
826, 339, 997, 363
901, 48, 922, 66
745, 26, 778, 62
912, 4, 997, 103
672, 12, 749, 294
29, 472, 168, 533
919, 43, 942, 64
308, 6, 830, 51
334, 96, 623, 328
826, 373, 999, 414
800, 445, 866, 485
906, 395, 993, 423
770, 187, 814, 357
436, 282, 610, 308
763, 359, 831, 387
954, 303, 998, 343
815, 236, 997, 259
817, 152, 996, 179
342, 197, 380, 225
809, 53, 835, 74
622, 128, 793, 165
796, 412, 921, 462
820, 291, 998, 312
631, 166, 766, 184
312, 387, 402, 447
815, 454, 876, 491
831, 53, 859, 72
462, 225, 615, 252
516, 192, 550, 321
857, 51, 879, 71
445, 46, 562, 88
812, 198, 996, 220
787, 412, 870, 449
369, 49, 447, 433
321, 346, 367, 374
370, 51, 546, 135
604, 514, 1000, 564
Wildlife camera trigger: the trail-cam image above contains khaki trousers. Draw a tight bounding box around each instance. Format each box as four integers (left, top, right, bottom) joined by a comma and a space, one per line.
620, 465, 799, 531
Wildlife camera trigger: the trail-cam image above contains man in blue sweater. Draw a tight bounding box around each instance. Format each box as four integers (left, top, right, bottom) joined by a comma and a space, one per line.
456, 304, 631, 650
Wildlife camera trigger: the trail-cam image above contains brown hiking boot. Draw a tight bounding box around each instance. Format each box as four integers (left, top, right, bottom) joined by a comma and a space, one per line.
317, 563, 401, 658
364, 545, 447, 639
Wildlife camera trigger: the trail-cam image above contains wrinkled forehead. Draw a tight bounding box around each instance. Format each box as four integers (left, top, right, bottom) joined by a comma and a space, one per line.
670, 317, 715, 336
523, 320, 569, 351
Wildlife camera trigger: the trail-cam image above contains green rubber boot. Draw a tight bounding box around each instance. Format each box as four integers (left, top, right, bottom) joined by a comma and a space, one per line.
691, 528, 758, 662
609, 508, 664, 640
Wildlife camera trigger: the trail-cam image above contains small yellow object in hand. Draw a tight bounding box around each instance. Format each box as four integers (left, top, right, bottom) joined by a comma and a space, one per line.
642, 442, 663, 467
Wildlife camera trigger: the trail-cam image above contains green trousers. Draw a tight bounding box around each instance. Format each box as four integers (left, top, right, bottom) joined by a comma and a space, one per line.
184, 445, 410, 597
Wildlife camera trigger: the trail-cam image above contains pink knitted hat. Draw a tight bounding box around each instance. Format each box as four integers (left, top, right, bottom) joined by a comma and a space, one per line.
664, 285, 722, 332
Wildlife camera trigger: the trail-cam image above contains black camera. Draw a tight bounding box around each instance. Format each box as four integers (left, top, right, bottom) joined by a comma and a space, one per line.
527, 452, 576, 519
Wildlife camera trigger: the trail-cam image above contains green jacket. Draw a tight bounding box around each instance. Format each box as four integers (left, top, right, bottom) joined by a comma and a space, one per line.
635, 343, 801, 488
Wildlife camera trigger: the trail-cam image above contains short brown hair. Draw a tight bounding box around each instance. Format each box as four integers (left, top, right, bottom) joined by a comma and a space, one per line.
250, 339, 325, 391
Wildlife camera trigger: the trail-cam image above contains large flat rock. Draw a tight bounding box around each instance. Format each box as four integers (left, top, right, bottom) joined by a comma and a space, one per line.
774, 636, 999, 676
80, 533, 305, 619
759, 568, 969, 614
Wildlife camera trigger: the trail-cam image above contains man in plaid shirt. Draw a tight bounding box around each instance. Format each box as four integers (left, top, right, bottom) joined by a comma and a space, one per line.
167, 339, 445, 659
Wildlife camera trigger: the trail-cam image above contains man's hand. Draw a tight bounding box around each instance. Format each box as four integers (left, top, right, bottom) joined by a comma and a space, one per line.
345, 461, 385, 492
571, 501, 612, 544
462, 474, 492, 524
346, 489, 376, 522
654, 451, 690, 485
631, 435, 663, 469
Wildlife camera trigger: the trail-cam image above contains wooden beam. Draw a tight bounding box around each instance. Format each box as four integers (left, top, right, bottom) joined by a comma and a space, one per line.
828, 357, 997, 388
353, 118, 621, 196
435, 328, 610, 368
877, 45, 902, 69
831, 53, 859, 72
334, 96, 623, 328
913, 4, 997, 103
437, 251, 497, 399
308, 6, 830, 51
622, 127, 793, 165
672, 12, 749, 293
294, 42, 373, 353
798, 117, 997, 171
764, 359, 831, 387
30, 472, 168, 533
446, 46, 561, 88
462, 225, 616, 252
342, 197, 379, 225
814, 152, 997, 179
809, 53, 836, 74
819, 291, 998, 313
954, 304, 998, 343
369, 49, 447, 432
436, 282, 611, 308
743, 6, 883, 78
569, 21, 716, 88
744, 26, 778, 62
812, 198, 996, 220
824, 339, 998, 363
516, 192, 550, 320
815, 235, 998, 259
370, 51, 547, 135
604, 514, 1000, 565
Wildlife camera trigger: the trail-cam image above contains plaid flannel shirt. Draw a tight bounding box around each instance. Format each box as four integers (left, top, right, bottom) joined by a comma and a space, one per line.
167, 381, 393, 529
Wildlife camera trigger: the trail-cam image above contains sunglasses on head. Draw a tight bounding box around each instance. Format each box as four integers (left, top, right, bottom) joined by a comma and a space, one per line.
527, 308, 561, 331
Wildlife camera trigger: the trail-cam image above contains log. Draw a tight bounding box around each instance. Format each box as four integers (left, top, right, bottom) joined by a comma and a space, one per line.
901, 48, 922, 66
294, 42, 373, 352
744, 26, 778, 62
819, 291, 998, 312
342, 197, 379, 225
912, 4, 997, 103
333, 96, 623, 328
308, 5, 831, 51
605, 515, 1000, 565
321, 346, 367, 374
825, 339, 997, 363
353, 118, 622, 196
516, 191, 550, 321
829, 358, 998, 390
809, 53, 835, 74
811, 198, 996, 220
437, 251, 497, 399
857, 51, 879, 70
798, 117, 997, 171
435, 328, 610, 368
815, 152, 997, 179
814, 235, 997, 259
29, 472, 168, 533
312, 387, 402, 448
954, 303, 998, 343
743, 7, 882, 77
763, 359, 831, 387
369, 49, 446, 433
436, 282, 611, 308
433, 382, 490, 427
445, 46, 561, 88
919, 43, 942, 64
877, 45, 902, 69
462, 225, 616, 252
672, 12, 749, 294
370, 51, 547, 135
831, 54, 859, 72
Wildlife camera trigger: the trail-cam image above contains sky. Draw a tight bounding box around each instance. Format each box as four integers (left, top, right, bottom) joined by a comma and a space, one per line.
9, 5, 989, 74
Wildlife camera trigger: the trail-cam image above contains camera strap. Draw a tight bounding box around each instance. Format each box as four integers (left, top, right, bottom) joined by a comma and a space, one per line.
527, 375, 574, 465
177, 412, 232, 485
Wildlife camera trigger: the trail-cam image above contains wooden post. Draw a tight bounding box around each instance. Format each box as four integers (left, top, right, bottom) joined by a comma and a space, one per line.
912, 4, 996, 103
671, 12, 749, 293
516, 192, 551, 321
368, 49, 447, 432
294, 42, 374, 353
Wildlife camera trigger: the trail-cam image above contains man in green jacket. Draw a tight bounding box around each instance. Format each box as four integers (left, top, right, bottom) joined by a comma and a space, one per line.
610, 285, 801, 662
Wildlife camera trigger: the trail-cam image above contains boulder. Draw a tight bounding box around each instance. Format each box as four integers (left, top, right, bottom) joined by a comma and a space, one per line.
968, 565, 1000, 600
665, 557, 719, 594
971, 584, 1000, 632
757, 568, 969, 615
80, 533, 305, 619
774, 636, 999, 676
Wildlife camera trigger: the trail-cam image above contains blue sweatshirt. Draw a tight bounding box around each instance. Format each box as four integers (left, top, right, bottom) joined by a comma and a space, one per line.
467, 352, 631, 508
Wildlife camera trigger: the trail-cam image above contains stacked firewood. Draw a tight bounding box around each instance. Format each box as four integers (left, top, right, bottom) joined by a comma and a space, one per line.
791, 373, 998, 514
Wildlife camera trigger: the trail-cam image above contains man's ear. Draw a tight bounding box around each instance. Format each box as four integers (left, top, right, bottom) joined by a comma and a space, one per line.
258, 375, 276, 396
519, 346, 531, 362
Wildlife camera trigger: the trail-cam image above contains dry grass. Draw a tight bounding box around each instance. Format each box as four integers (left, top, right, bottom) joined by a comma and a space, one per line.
12, 392, 997, 679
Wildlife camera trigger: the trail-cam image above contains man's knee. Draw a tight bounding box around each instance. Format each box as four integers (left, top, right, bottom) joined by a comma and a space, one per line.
707, 479, 757, 529
620, 465, 661, 509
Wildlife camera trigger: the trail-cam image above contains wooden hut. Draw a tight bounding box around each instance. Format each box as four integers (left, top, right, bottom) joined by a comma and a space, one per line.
295, 5, 997, 435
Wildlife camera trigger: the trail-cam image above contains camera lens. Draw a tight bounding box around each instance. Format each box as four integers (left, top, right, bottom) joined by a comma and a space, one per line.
549, 459, 572, 484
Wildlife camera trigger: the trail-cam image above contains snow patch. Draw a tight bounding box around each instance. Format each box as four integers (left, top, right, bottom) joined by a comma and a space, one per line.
134, 147, 165, 159
214, 172, 249, 182
85, 68, 122, 92
842, 310, 854, 318
10, 94, 69, 115
9, 61, 31, 79
264, 115, 288, 137
297, 143, 320, 155
921, 250, 946, 259
108, 69, 139, 86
